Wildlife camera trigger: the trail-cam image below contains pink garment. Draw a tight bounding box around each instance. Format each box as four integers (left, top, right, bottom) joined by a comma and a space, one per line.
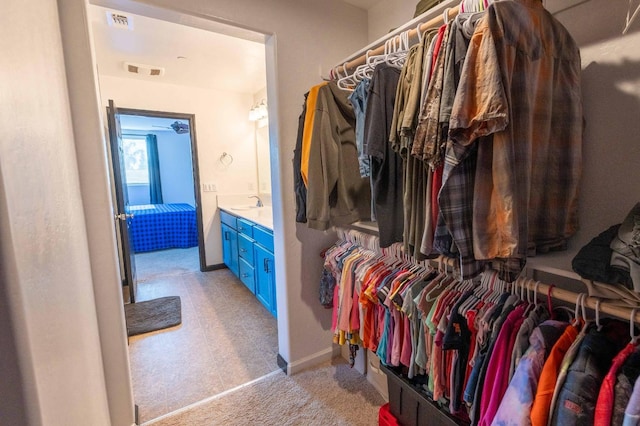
337, 255, 356, 332
478, 304, 526, 426
400, 315, 413, 367
594, 342, 637, 426
331, 283, 340, 333
390, 307, 403, 366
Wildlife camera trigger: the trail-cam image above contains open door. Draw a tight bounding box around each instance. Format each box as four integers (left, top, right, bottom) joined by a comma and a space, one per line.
107, 99, 138, 303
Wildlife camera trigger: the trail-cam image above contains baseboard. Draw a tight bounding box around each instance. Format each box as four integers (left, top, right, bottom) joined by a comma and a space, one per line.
286, 346, 336, 375
202, 263, 226, 272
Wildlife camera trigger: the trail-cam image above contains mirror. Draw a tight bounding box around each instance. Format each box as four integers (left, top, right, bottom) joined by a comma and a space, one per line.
252, 88, 271, 195
256, 118, 271, 194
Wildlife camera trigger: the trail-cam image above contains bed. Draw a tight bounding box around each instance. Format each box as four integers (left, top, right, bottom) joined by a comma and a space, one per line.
126, 203, 198, 253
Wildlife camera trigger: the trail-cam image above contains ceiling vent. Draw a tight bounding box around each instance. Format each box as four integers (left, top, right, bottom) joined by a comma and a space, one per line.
106, 11, 134, 30
123, 62, 165, 77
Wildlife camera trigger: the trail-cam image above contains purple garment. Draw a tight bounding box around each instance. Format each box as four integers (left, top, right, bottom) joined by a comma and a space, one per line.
623, 376, 640, 426
491, 320, 567, 426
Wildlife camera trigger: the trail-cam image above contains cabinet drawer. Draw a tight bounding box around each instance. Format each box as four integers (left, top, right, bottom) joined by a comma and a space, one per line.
220, 210, 237, 229
253, 225, 274, 252
237, 218, 254, 237
239, 257, 255, 293
238, 232, 255, 264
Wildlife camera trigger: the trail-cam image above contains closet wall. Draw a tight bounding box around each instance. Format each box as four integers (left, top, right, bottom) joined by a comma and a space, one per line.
555, 0, 640, 261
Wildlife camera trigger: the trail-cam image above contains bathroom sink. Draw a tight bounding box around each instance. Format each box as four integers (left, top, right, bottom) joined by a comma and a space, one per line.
231, 205, 260, 211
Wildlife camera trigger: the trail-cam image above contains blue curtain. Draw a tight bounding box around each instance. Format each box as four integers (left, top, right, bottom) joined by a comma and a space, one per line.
146, 134, 163, 204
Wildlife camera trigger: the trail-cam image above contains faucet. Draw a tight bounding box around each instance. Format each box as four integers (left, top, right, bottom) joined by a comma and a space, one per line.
248, 195, 264, 207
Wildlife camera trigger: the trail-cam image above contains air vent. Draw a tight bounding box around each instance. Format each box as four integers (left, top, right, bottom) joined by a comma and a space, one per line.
123, 62, 165, 77
106, 11, 134, 30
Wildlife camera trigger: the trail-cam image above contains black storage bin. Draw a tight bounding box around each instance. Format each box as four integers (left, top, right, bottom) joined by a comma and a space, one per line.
381, 365, 468, 426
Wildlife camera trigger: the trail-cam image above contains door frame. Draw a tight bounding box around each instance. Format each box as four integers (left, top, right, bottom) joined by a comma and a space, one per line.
115, 107, 207, 272
107, 100, 139, 303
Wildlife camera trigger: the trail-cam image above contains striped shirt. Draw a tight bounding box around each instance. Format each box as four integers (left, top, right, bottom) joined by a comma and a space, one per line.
445, 0, 583, 276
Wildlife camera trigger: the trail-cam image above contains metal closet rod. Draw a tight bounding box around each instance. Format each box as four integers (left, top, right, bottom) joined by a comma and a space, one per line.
330, 6, 460, 79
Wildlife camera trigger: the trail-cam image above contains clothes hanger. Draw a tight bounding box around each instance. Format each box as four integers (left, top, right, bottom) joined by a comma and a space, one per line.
595, 298, 604, 332
442, 8, 451, 26
337, 62, 356, 91
623, 0, 640, 35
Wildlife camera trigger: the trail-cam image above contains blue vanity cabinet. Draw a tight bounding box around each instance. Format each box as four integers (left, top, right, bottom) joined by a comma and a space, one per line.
220, 209, 276, 317
237, 220, 256, 293
253, 225, 277, 317
220, 212, 239, 276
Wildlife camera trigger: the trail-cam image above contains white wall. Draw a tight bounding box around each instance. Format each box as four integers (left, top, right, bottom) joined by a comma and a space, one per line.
1, 0, 115, 424
368, 0, 416, 42
157, 131, 195, 205
99, 75, 257, 266
127, 183, 150, 204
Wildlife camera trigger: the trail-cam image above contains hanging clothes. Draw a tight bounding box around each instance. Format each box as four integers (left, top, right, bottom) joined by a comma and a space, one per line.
551, 319, 629, 425
491, 320, 568, 426
293, 92, 309, 223
613, 347, 640, 426
530, 321, 582, 426
363, 64, 404, 248
595, 341, 639, 425
349, 78, 372, 178
305, 82, 371, 230
444, 0, 583, 279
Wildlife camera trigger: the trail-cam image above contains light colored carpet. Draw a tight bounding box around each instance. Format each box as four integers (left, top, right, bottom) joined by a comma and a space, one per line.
145, 359, 386, 426
135, 247, 201, 282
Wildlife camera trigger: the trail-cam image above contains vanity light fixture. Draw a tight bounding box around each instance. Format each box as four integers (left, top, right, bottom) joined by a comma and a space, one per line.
249, 99, 268, 122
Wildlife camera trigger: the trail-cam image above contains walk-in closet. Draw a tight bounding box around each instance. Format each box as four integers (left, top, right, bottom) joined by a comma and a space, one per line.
296, 0, 640, 425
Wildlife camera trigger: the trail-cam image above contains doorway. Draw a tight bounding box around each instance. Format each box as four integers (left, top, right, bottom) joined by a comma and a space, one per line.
115, 108, 206, 305
89, 3, 278, 423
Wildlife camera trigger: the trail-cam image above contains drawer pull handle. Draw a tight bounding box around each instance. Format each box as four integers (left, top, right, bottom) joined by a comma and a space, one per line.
240, 248, 247, 253
242, 273, 250, 278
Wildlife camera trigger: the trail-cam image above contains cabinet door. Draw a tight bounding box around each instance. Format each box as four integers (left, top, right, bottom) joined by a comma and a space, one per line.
239, 257, 256, 294
254, 244, 276, 317
221, 223, 239, 277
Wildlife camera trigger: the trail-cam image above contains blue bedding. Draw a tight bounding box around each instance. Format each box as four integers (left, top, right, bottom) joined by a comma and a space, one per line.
126, 203, 198, 253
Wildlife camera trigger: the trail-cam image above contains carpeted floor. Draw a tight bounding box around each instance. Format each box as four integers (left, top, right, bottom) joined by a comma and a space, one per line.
145, 359, 386, 426
130, 247, 280, 422
131, 247, 386, 424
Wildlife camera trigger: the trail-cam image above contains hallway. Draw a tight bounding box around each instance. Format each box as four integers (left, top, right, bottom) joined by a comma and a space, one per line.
129, 247, 279, 423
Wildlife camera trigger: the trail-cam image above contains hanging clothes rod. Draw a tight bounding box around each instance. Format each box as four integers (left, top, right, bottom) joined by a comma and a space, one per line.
531, 280, 640, 324
330, 4, 459, 79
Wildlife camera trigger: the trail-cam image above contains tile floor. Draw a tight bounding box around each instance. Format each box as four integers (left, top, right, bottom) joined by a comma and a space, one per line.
128, 247, 279, 423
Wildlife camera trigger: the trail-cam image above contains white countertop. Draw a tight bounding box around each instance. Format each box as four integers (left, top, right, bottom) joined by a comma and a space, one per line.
219, 205, 274, 230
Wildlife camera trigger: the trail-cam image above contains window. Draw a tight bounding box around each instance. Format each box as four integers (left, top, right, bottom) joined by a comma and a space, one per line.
122, 136, 149, 184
